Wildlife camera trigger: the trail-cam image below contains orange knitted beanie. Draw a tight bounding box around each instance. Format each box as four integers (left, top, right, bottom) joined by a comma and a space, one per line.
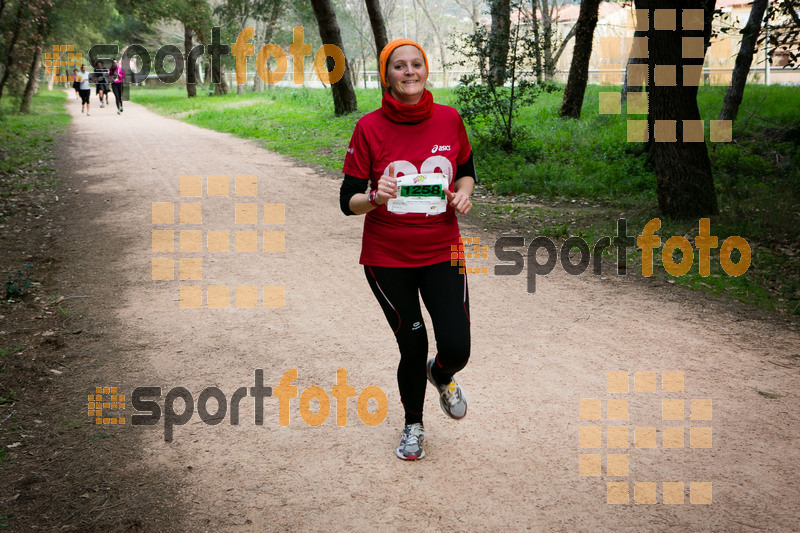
379, 39, 429, 89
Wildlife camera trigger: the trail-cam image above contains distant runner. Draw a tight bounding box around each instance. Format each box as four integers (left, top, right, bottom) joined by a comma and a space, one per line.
72, 69, 80, 98
109, 59, 125, 115
94, 61, 109, 108
78, 64, 91, 116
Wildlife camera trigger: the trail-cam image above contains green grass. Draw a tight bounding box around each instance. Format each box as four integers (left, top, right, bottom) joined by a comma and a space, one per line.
0, 90, 70, 220
474, 86, 656, 200
132, 83, 800, 315
134, 87, 379, 170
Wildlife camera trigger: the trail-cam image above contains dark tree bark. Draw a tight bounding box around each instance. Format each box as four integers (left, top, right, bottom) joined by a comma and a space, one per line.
214, 63, 229, 95
489, 0, 511, 85
639, 0, 718, 218
364, 0, 389, 66
199, 26, 228, 95
19, 1, 51, 113
310, 0, 358, 115
559, 0, 600, 118
0, 1, 25, 102
19, 37, 43, 113
719, 0, 769, 121
185, 24, 197, 97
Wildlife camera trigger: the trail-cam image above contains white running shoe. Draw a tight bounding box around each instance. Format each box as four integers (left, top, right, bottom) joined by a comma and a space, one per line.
427, 359, 467, 419
396, 423, 426, 460
86, 112, 90, 116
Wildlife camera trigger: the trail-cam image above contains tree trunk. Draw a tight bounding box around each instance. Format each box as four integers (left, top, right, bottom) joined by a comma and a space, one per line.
454, 0, 481, 27
252, 21, 264, 92
185, 24, 197, 97
214, 63, 229, 95
252, 2, 284, 92
551, 16, 577, 79
310, 0, 358, 115
531, 0, 543, 83
541, 0, 555, 79
350, 57, 359, 87
559, 0, 600, 118
719, 0, 769, 122
365, 0, 389, 66
489, 0, 511, 85
362, 49, 368, 88
19, 38, 43, 113
416, 0, 448, 87
203, 26, 228, 95
0, 2, 25, 103
639, 0, 718, 218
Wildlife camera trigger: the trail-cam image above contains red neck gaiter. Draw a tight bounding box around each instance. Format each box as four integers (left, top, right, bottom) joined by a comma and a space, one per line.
381, 89, 434, 124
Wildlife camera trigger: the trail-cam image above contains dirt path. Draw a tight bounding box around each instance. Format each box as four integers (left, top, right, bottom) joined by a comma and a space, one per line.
56, 94, 800, 531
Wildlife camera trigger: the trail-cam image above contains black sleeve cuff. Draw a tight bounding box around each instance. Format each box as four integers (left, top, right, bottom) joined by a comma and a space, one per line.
455, 151, 477, 183
340, 174, 369, 216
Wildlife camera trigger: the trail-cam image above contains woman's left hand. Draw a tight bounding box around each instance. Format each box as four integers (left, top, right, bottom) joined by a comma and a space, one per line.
445, 189, 472, 215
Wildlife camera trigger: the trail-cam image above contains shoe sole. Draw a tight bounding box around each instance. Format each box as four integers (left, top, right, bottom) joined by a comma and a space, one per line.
396, 449, 425, 460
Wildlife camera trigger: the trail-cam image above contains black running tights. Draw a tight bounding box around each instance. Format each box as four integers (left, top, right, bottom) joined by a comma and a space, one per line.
111, 83, 123, 110
364, 261, 470, 425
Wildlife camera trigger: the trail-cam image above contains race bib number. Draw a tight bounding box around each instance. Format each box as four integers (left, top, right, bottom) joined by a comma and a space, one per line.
386, 173, 448, 215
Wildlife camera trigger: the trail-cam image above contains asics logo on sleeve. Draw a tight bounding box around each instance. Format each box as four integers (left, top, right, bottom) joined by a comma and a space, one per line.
431, 145, 451, 154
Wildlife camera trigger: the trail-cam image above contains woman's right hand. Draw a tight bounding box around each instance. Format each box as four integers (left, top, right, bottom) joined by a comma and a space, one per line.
374, 163, 397, 205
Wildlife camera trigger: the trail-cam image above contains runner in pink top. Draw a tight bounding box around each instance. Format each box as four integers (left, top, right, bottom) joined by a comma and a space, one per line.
109, 59, 125, 114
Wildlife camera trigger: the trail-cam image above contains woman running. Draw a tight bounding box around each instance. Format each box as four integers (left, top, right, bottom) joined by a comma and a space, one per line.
339, 39, 476, 461
94, 61, 109, 108
72, 69, 80, 98
78, 64, 91, 115
109, 59, 125, 114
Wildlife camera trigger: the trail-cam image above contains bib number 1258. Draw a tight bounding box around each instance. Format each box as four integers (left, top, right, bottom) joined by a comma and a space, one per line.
400, 184, 444, 198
